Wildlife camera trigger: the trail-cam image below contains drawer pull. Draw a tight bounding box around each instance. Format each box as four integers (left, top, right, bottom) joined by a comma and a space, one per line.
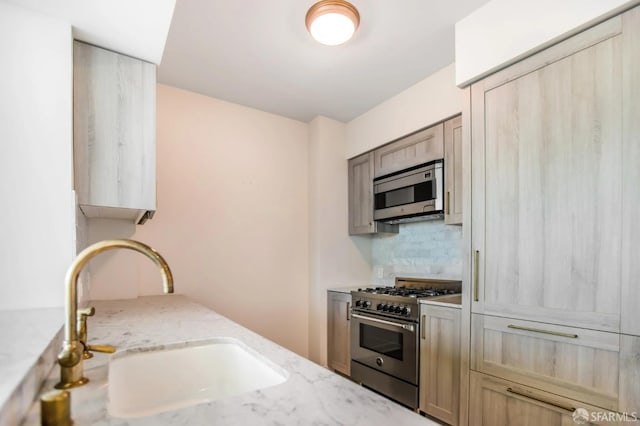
506, 387, 576, 413
507, 324, 578, 339
421, 315, 426, 340
473, 250, 479, 302
346, 302, 351, 321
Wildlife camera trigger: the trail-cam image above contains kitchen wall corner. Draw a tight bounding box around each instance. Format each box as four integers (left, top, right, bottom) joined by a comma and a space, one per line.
308, 116, 372, 367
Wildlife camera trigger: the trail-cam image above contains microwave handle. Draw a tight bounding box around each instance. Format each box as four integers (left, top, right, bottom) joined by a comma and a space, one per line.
351, 313, 415, 332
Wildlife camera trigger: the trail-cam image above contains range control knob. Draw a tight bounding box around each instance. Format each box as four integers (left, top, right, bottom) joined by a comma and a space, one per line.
402, 307, 411, 316
363, 301, 371, 308
355, 300, 362, 307
382, 304, 390, 312
376, 304, 384, 311
394, 306, 402, 314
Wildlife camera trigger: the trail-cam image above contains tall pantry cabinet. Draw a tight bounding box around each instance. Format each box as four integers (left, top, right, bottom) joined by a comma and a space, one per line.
462, 6, 640, 425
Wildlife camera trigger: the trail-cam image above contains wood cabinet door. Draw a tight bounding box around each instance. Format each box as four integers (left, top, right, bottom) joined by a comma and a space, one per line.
74, 41, 156, 222
470, 17, 623, 332
327, 291, 351, 376
470, 314, 620, 411
419, 304, 461, 426
348, 153, 375, 235
444, 115, 463, 225
348, 153, 398, 235
373, 124, 443, 178
469, 371, 621, 426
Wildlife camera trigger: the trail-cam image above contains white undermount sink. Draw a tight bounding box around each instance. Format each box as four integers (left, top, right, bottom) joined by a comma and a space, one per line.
107, 337, 289, 418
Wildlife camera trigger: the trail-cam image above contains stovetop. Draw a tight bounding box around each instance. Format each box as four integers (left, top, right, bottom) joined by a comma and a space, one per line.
350, 278, 462, 321
355, 286, 459, 298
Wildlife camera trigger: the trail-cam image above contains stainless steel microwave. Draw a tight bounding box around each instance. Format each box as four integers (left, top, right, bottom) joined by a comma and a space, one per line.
373, 160, 443, 223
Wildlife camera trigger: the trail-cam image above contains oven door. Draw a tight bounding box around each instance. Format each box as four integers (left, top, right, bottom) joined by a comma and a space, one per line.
350, 312, 418, 384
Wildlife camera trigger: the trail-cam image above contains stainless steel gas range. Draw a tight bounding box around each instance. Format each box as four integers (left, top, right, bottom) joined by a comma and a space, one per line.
350, 277, 461, 409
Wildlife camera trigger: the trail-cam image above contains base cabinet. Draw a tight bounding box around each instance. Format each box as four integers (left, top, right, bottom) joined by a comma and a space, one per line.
469, 372, 627, 426
419, 304, 460, 425
327, 291, 351, 376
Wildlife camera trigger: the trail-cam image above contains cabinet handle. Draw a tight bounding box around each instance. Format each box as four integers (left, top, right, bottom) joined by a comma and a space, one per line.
445, 191, 451, 215
473, 250, 480, 302
346, 302, 351, 321
507, 324, 578, 339
421, 315, 426, 340
506, 387, 576, 413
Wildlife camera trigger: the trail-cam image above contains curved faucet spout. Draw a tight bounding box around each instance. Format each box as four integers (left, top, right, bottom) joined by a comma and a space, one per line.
56, 239, 174, 389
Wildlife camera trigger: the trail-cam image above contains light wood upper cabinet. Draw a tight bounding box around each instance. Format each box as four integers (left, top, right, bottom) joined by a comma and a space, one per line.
419, 304, 461, 426
444, 115, 463, 225
470, 16, 623, 332
373, 124, 443, 178
74, 41, 156, 224
327, 291, 351, 376
348, 152, 398, 235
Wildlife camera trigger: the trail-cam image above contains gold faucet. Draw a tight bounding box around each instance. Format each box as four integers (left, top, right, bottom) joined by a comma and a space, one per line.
55, 239, 174, 389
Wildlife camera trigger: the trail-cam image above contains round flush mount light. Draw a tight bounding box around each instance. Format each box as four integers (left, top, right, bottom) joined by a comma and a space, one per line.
305, 0, 360, 46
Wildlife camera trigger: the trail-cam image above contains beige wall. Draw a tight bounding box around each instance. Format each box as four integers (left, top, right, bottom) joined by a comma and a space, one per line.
307, 116, 372, 366
85, 63, 466, 363
345, 63, 462, 159
87, 84, 310, 357
0, 2, 75, 310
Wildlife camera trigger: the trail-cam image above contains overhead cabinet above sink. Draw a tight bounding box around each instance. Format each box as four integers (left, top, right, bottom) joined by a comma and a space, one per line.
73, 41, 157, 224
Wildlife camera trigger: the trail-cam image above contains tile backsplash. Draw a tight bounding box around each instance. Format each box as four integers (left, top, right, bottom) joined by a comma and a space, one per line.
371, 220, 463, 286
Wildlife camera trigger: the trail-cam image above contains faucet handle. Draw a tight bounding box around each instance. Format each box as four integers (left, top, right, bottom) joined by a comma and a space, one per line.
86, 344, 116, 354
76, 307, 117, 358
77, 307, 96, 360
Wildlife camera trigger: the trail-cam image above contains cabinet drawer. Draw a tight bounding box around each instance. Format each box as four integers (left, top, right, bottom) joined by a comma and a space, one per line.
469, 371, 628, 426
373, 123, 443, 178
471, 314, 619, 410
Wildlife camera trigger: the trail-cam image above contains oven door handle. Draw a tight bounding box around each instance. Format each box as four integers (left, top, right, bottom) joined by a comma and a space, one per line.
351, 313, 415, 332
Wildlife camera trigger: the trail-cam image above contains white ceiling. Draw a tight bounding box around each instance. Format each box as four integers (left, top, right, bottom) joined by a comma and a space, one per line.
158, 0, 491, 123
6, 0, 176, 64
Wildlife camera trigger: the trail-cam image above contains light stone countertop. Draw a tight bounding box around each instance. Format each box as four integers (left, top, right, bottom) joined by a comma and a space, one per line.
22, 295, 437, 426
0, 307, 64, 425
419, 294, 462, 308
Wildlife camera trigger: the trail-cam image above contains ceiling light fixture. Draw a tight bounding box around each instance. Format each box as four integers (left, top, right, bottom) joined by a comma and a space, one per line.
305, 0, 360, 46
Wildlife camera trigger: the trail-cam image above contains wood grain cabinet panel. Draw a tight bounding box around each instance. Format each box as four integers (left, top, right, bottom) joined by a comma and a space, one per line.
373, 124, 443, 178
74, 41, 156, 223
621, 5, 640, 338
444, 115, 463, 225
419, 304, 461, 426
471, 314, 620, 411
464, 8, 640, 425
348, 153, 397, 235
469, 371, 622, 426
470, 17, 623, 333
327, 291, 351, 376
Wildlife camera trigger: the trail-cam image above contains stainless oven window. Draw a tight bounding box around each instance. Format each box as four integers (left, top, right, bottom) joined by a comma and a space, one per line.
374, 181, 435, 209
359, 323, 404, 360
